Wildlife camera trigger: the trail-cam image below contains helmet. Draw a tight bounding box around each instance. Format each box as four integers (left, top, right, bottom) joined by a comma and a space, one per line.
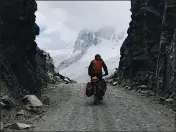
95, 54, 101, 58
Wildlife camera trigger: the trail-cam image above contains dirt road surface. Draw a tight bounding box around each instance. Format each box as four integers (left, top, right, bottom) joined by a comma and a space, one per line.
33, 83, 175, 131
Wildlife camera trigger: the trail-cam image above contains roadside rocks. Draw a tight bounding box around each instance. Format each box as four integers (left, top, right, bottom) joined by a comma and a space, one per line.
20, 95, 44, 114
112, 81, 118, 86
42, 96, 50, 105
64, 78, 71, 84
54, 72, 75, 84
108, 78, 157, 98
1, 94, 45, 130
109, 76, 175, 111
16, 109, 26, 116
11, 122, 31, 130
159, 97, 175, 108
140, 90, 154, 96
107, 79, 113, 83
0, 121, 4, 131
140, 85, 148, 89
0, 95, 15, 109
22, 95, 43, 107
124, 86, 131, 90
165, 98, 174, 104
159, 97, 166, 103
24, 105, 42, 114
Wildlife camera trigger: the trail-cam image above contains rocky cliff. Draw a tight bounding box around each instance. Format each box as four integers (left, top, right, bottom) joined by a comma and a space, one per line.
0, 0, 56, 98
117, 0, 176, 100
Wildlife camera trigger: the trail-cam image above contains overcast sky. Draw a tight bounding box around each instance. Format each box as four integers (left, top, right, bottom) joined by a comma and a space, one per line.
35, 1, 131, 53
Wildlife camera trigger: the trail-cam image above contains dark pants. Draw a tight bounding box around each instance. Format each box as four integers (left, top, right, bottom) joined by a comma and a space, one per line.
91, 72, 102, 80
90, 72, 104, 100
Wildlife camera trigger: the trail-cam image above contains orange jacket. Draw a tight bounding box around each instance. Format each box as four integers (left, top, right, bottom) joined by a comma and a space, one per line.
88, 59, 108, 75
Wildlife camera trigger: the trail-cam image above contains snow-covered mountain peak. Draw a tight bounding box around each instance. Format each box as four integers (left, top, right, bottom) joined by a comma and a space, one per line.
59, 33, 126, 83
73, 29, 99, 53
110, 31, 126, 44
78, 28, 93, 36
73, 26, 120, 54
55, 27, 127, 78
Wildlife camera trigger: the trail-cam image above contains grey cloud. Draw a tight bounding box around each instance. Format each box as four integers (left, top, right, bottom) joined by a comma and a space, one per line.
36, 1, 131, 51
36, 31, 70, 51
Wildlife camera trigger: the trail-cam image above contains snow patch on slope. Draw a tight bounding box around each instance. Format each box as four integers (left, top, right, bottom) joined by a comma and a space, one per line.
80, 38, 119, 61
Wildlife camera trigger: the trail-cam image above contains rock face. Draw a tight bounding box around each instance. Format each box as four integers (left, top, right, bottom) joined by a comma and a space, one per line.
118, 0, 176, 98
0, 0, 55, 98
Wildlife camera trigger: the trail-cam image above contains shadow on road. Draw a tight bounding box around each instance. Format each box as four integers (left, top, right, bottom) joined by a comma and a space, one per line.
83, 98, 108, 107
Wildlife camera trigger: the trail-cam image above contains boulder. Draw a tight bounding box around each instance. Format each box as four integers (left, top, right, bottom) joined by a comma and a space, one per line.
138, 89, 141, 93
0, 95, 15, 109
0, 102, 6, 108
124, 86, 130, 89
0, 121, 4, 131
11, 123, 31, 130
24, 105, 33, 111
16, 109, 26, 116
24, 104, 42, 114
112, 81, 117, 86
140, 90, 154, 96
4, 123, 11, 128
23, 95, 43, 107
140, 85, 148, 89
165, 98, 174, 104
64, 78, 71, 83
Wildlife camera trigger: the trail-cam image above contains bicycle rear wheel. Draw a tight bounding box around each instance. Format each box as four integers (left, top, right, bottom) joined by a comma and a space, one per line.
93, 84, 98, 105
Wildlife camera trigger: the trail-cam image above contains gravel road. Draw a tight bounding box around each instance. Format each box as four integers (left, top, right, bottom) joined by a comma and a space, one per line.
34, 83, 175, 131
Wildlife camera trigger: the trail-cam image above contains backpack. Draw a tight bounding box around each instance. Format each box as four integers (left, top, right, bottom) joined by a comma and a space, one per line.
86, 82, 93, 97
97, 79, 107, 96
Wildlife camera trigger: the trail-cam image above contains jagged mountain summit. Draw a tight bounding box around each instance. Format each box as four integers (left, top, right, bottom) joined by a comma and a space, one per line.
73, 29, 99, 53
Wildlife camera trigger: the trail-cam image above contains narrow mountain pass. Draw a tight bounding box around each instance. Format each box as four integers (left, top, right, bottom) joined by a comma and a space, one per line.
33, 83, 175, 131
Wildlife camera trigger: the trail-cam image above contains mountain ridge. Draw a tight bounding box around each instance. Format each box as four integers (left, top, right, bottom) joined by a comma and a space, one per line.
55, 27, 126, 72
55, 27, 126, 83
